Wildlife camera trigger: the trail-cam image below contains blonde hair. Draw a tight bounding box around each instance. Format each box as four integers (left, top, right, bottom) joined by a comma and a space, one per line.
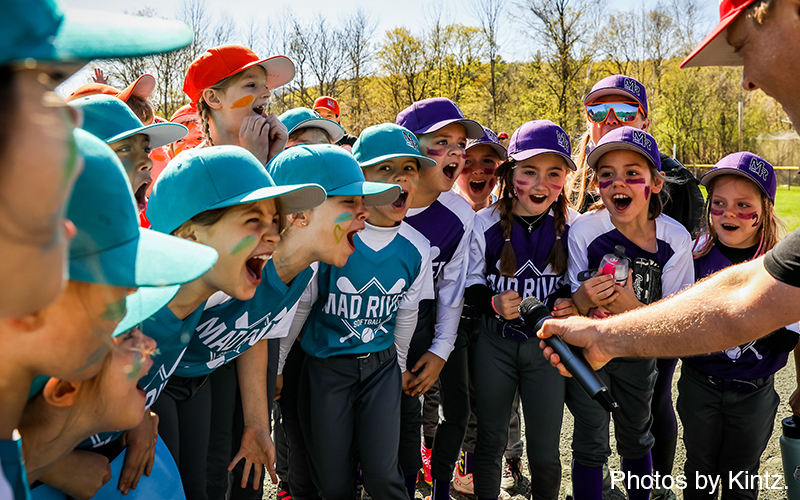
693, 177, 785, 258
196, 71, 248, 147
567, 131, 593, 210
492, 158, 570, 277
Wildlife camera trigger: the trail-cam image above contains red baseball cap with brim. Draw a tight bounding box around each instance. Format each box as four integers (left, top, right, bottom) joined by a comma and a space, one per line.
170, 103, 199, 124
680, 0, 757, 68
117, 74, 156, 101
184, 45, 295, 104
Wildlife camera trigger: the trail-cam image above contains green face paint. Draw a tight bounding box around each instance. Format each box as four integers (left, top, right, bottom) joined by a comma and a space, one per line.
334, 212, 354, 224
61, 112, 79, 188
334, 224, 345, 244
230, 234, 257, 255
102, 298, 128, 321
125, 354, 144, 380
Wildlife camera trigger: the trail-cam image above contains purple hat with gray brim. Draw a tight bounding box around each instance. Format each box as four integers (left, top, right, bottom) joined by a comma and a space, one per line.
700, 152, 776, 203
507, 120, 576, 171
396, 97, 484, 139
467, 126, 507, 161
587, 126, 661, 171
584, 75, 648, 117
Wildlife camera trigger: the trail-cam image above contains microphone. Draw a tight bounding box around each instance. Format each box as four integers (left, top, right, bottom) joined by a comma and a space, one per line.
518, 297, 618, 412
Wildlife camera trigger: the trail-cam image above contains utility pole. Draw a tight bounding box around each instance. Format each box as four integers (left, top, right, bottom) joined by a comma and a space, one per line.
738, 101, 744, 151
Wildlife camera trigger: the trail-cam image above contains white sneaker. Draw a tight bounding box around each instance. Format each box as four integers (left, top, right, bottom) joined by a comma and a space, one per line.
453, 464, 474, 495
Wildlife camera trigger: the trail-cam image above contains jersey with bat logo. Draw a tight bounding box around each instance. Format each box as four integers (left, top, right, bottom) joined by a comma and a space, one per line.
300, 222, 435, 358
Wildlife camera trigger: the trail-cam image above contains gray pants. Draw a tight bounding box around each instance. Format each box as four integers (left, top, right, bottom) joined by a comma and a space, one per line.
566, 357, 656, 467
473, 321, 565, 500
462, 315, 523, 458
678, 366, 778, 500
299, 347, 408, 500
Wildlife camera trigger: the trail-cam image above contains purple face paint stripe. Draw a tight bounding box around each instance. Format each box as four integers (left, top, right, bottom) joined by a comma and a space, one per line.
644, 186, 650, 199
624, 178, 646, 184
598, 180, 613, 189
426, 148, 444, 156
710, 208, 724, 216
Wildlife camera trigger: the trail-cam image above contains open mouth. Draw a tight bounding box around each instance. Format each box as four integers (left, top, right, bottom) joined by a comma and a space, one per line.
443, 163, 457, 180
721, 223, 739, 232
252, 104, 267, 116
134, 181, 150, 211
392, 191, 409, 210
470, 180, 487, 193
612, 194, 632, 211
530, 194, 547, 204
245, 254, 269, 284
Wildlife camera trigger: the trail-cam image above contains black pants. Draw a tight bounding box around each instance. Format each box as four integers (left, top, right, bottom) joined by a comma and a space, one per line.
151, 373, 212, 500
399, 303, 470, 483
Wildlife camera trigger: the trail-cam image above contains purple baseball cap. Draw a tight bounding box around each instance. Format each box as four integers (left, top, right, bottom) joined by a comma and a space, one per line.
507, 120, 576, 171
467, 126, 508, 161
584, 75, 648, 117
396, 97, 484, 139
700, 152, 776, 203
587, 126, 661, 171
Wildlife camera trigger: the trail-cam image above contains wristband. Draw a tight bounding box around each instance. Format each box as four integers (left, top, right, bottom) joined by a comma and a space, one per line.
491, 294, 501, 315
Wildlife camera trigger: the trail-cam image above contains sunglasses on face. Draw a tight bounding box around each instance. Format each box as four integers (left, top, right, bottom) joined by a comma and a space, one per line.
585, 101, 643, 124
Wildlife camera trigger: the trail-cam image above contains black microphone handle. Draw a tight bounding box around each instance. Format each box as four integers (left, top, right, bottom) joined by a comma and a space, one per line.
540, 331, 619, 412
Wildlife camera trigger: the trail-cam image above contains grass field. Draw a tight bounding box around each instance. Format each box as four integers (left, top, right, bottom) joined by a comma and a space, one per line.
699, 184, 800, 232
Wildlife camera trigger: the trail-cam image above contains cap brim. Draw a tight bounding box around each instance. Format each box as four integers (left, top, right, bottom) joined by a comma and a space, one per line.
106, 122, 188, 150
680, 9, 745, 68
209, 183, 327, 215
700, 167, 772, 200
328, 182, 401, 207
118, 74, 156, 101
288, 118, 344, 143
584, 88, 642, 106
69, 227, 218, 288
467, 141, 508, 161
113, 285, 180, 336
416, 118, 485, 139
587, 142, 654, 171
510, 149, 576, 171
358, 153, 437, 169
50, 8, 194, 63
238, 55, 295, 90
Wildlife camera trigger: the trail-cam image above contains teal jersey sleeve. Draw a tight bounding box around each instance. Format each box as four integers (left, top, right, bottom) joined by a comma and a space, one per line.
0, 438, 30, 500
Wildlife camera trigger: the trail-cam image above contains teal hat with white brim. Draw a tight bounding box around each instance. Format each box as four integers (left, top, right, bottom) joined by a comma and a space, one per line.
353, 123, 437, 169
1, 0, 194, 66
147, 145, 327, 234
69, 129, 219, 287
268, 144, 401, 207
70, 94, 187, 150
279, 107, 344, 143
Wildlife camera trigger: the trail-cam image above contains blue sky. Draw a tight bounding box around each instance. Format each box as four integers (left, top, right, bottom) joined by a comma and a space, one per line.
63, 0, 717, 63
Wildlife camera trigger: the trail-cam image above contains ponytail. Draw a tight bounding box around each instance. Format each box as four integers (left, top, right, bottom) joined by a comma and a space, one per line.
493, 159, 518, 277
197, 98, 214, 147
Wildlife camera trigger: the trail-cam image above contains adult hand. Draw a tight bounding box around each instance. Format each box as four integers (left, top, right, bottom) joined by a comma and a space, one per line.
572, 271, 617, 314
229, 425, 277, 489
493, 290, 521, 320
40, 450, 111, 500
537, 316, 612, 376
551, 297, 577, 319
118, 410, 159, 494
405, 351, 445, 396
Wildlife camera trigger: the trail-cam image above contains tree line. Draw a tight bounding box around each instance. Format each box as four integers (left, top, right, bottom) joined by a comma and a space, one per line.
102, 0, 798, 168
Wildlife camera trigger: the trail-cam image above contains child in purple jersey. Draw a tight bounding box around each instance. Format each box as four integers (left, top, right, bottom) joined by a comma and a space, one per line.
465, 120, 578, 500
680, 152, 795, 499
395, 97, 483, 500
567, 127, 694, 500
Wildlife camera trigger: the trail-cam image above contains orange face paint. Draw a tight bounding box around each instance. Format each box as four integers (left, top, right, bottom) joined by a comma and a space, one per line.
230, 95, 255, 109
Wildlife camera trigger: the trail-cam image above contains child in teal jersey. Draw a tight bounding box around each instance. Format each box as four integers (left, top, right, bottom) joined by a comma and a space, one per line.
274, 130, 435, 500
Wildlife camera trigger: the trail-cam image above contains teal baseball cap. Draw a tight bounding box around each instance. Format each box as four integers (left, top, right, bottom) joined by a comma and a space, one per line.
279, 107, 344, 143
113, 284, 180, 336
353, 123, 437, 169
148, 145, 327, 234
267, 144, 401, 207
70, 95, 187, 150
2, 0, 194, 66
69, 129, 219, 287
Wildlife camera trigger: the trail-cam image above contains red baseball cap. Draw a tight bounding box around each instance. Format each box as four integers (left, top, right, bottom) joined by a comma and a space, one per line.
66, 73, 155, 102
680, 0, 757, 68
170, 103, 199, 124
313, 96, 340, 116
183, 45, 295, 104
497, 132, 509, 139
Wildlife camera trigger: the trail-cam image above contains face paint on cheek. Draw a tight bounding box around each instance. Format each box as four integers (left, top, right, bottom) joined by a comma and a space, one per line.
61, 127, 79, 187
230, 234, 256, 255
102, 298, 128, 321
334, 212, 354, 224
230, 95, 255, 109
461, 152, 466, 159
75, 344, 110, 373
738, 211, 759, 226
710, 208, 724, 216
333, 225, 345, 243
333, 212, 353, 244
598, 180, 613, 190
644, 187, 650, 199
425, 148, 444, 157
124, 354, 144, 380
